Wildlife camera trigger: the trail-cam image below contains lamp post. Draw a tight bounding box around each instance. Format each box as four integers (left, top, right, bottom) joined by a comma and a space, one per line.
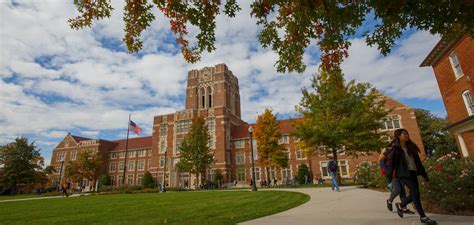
248, 126, 258, 192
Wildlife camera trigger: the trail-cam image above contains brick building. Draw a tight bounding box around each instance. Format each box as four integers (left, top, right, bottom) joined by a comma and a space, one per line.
50, 64, 424, 189
421, 35, 474, 158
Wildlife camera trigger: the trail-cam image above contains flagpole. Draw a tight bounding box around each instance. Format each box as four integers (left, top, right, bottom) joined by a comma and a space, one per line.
123, 114, 131, 185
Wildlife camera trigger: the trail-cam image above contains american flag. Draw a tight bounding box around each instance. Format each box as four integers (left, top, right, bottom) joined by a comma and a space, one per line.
129, 120, 142, 135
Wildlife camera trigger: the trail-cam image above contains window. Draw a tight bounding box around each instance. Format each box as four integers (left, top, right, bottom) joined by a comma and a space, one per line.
147, 149, 151, 156
237, 167, 246, 181
176, 120, 191, 133
55, 165, 61, 174
138, 150, 146, 157
137, 174, 144, 185
268, 167, 276, 180
252, 140, 258, 160
282, 167, 292, 179
379, 115, 401, 131
109, 176, 115, 186
462, 90, 474, 116
128, 160, 135, 171
118, 175, 124, 185
160, 124, 167, 136
449, 51, 463, 78
207, 118, 215, 133
57, 151, 65, 162
234, 140, 245, 148
207, 169, 215, 181
71, 150, 77, 161
137, 159, 145, 171
128, 151, 136, 158
160, 141, 167, 153
109, 162, 116, 172
148, 159, 151, 170
127, 174, 134, 185
208, 86, 212, 108
175, 139, 183, 153
109, 152, 116, 159
119, 161, 125, 171
119, 151, 126, 158
160, 156, 165, 168
286, 148, 291, 160
236, 152, 245, 165
320, 161, 329, 177
279, 135, 289, 144
296, 149, 305, 160
320, 160, 349, 178
254, 167, 261, 181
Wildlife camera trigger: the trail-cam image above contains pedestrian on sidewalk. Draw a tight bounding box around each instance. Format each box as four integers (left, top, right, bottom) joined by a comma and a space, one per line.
389, 128, 436, 225
61, 181, 69, 197
380, 146, 414, 215
327, 156, 340, 192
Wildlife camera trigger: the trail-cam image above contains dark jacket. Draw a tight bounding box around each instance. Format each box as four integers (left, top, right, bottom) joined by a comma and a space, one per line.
390, 141, 429, 181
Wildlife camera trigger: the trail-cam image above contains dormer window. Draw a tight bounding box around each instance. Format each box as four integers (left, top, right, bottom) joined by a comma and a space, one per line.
448, 52, 463, 79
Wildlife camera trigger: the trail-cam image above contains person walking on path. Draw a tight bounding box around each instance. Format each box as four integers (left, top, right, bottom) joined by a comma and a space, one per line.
379, 147, 414, 215
387, 128, 436, 225
61, 181, 69, 197
327, 156, 340, 192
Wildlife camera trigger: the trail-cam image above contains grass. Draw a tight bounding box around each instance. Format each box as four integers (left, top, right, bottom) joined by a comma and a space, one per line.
0, 194, 42, 201
0, 190, 309, 225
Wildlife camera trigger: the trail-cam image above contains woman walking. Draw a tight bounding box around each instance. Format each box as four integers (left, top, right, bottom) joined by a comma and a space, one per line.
388, 128, 436, 225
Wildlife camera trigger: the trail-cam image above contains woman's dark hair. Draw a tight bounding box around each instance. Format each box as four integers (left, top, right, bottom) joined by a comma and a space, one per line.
389, 128, 420, 155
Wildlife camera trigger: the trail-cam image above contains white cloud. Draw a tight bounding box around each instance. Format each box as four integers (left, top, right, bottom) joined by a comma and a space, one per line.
0, 1, 444, 164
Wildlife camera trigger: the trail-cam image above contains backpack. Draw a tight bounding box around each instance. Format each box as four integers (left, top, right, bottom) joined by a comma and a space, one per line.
383, 147, 396, 181
328, 160, 337, 172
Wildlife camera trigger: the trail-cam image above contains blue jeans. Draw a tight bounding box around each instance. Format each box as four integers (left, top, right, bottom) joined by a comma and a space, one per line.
330, 172, 340, 191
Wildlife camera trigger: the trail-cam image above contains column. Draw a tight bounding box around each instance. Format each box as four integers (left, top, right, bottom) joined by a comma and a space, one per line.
457, 133, 470, 158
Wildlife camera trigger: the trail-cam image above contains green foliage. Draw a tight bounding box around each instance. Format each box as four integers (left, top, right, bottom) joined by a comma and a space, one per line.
421, 152, 474, 214
65, 151, 103, 191
70, 1, 473, 73
414, 109, 458, 157
0, 137, 44, 195
293, 67, 388, 162
176, 117, 214, 187
141, 171, 155, 189
296, 164, 311, 184
352, 162, 388, 189
213, 169, 224, 186
254, 109, 289, 171
98, 175, 110, 191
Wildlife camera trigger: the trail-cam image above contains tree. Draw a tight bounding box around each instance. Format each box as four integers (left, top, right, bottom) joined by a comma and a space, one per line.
176, 116, 214, 188
296, 164, 310, 184
414, 109, 458, 157
293, 67, 388, 164
213, 169, 224, 188
142, 171, 155, 188
254, 109, 289, 180
69, 1, 473, 73
65, 150, 102, 191
0, 137, 43, 195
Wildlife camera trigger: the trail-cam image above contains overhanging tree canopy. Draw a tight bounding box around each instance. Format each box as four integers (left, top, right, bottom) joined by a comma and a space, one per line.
69, 0, 474, 72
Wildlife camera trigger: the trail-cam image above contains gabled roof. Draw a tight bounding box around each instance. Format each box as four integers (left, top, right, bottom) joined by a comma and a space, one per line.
231, 119, 300, 139
71, 135, 91, 143
111, 136, 152, 151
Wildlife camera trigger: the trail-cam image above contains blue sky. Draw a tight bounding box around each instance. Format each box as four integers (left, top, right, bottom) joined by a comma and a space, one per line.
0, 1, 443, 166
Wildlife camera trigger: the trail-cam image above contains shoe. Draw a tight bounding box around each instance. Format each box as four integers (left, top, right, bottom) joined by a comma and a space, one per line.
420, 217, 437, 225
395, 203, 403, 218
386, 200, 393, 211
403, 208, 415, 214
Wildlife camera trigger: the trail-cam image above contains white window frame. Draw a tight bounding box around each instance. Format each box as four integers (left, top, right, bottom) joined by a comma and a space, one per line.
109, 162, 116, 172
119, 161, 125, 171
236, 152, 245, 165
234, 140, 245, 149
281, 166, 292, 179
462, 90, 474, 116
379, 115, 402, 131
237, 167, 246, 182
71, 150, 77, 161
279, 135, 289, 144
137, 159, 145, 171
128, 160, 135, 171
319, 160, 350, 179
254, 167, 261, 181
448, 51, 464, 79
159, 156, 165, 168
296, 149, 306, 160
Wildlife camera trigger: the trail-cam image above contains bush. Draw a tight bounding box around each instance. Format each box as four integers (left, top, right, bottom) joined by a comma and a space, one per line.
297, 164, 311, 184
421, 152, 474, 215
142, 171, 156, 189
353, 162, 388, 190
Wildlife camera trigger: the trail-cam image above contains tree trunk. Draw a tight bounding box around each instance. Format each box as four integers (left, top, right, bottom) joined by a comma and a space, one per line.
332, 149, 342, 185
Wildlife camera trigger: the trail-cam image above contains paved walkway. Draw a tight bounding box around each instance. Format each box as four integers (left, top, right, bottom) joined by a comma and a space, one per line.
240, 186, 473, 225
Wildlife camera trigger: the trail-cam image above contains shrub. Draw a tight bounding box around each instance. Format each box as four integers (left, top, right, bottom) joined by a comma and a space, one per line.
421, 152, 473, 214
297, 164, 311, 184
142, 171, 156, 189
353, 162, 388, 190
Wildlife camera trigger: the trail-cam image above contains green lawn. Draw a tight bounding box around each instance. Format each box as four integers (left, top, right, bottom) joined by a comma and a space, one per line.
0, 194, 41, 201
0, 190, 309, 225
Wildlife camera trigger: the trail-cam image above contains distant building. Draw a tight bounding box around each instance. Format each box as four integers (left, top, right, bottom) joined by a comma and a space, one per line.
421, 34, 474, 158
50, 64, 424, 189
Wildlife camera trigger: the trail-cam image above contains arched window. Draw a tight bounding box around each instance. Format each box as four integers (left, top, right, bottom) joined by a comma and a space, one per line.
200, 88, 205, 109
462, 90, 474, 116
207, 86, 212, 108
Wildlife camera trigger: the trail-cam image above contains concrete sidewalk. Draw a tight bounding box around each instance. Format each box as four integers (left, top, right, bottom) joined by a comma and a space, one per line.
0, 193, 90, 203
240, 186, 473, 225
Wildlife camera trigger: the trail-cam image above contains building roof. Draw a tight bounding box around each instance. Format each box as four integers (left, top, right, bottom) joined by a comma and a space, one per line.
71, 135, 91, 143
231, 119, 300, 139
111, 136, 152, 151
420, 35, 464, 67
